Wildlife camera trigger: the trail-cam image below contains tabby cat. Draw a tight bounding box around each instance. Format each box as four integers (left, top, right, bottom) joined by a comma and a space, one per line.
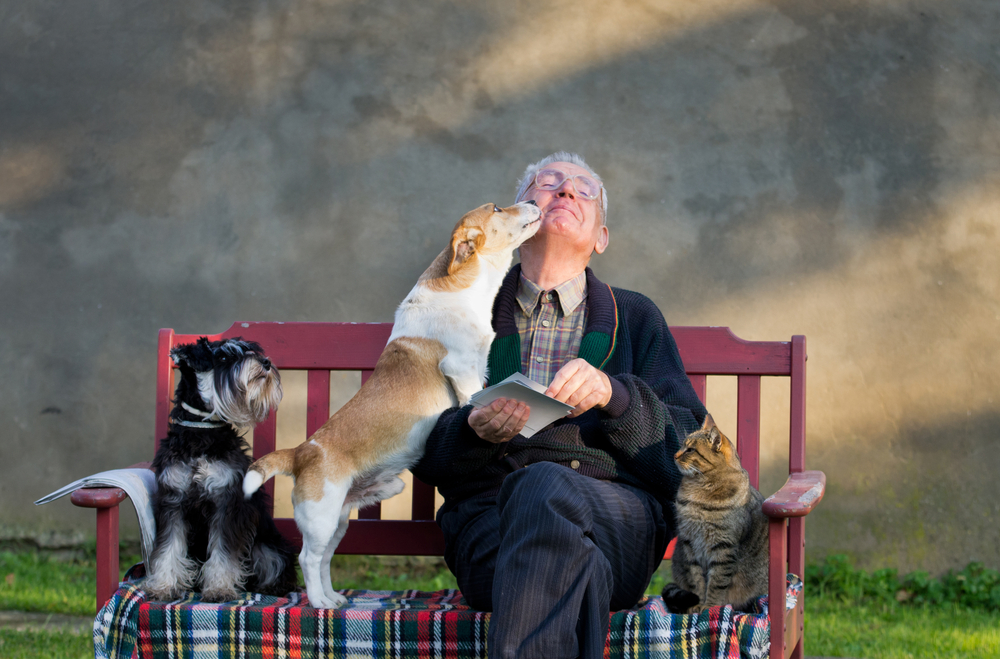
661, 415, 768, 614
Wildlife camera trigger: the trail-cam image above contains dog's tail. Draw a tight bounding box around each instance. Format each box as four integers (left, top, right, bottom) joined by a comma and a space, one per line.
243, 449, 295, 499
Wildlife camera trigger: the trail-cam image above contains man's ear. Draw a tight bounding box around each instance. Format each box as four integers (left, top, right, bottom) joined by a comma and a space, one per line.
593, 225, 609, 255
448, 227, 484, 274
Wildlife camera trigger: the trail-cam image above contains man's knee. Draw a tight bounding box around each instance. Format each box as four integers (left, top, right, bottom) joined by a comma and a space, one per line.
499, 462, 577, 502
497, 462, 594, 529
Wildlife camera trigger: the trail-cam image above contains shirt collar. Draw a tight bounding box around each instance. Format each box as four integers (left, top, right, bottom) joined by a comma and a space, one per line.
515, 270, 588, 318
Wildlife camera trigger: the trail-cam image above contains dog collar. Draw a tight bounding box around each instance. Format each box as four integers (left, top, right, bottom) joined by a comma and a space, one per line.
172, 418, 227, 429
173, 401, 226, 428
180, 400, 220, 420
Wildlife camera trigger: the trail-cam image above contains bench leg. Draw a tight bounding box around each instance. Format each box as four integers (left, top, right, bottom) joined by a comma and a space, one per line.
71, 487, 127, 613
96, 505, 120, 613
769, 518, 787, 659
788, 517, 805, 659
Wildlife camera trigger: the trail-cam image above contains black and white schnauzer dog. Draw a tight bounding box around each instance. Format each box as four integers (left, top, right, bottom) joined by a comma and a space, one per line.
144, 337, 298, 602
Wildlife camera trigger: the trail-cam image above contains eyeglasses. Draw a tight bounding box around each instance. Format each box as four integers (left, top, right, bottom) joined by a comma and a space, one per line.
530, 168, 603, 201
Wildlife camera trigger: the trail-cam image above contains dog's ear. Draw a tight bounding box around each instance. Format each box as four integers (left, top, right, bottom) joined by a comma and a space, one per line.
448, 227, 484, 275
171, 337, 213, 371
169, 345, 187, 367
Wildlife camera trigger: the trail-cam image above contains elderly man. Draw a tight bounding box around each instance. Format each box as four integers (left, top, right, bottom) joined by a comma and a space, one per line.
412, 152, 707, 658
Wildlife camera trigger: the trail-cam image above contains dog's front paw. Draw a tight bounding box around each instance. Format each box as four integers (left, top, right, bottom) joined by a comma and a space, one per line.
143, 582, 185, 601
200, 587, 240, 603
308, 590, 347, 609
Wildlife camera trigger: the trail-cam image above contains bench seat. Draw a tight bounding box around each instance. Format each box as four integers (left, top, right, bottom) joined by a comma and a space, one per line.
95, 564, 802, 659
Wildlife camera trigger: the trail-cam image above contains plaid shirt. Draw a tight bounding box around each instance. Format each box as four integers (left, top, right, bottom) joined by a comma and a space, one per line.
514, 271, 588, 386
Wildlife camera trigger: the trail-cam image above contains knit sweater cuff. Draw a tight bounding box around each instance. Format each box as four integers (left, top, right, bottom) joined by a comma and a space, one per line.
601, 376, 631, 418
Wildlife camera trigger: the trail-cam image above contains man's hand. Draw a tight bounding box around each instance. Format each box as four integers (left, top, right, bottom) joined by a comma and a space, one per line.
468, 398, 530, 444
545, 359, 613, 418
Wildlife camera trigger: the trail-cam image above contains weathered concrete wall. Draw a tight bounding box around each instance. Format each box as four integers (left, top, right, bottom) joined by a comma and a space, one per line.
2, 0, 997, 573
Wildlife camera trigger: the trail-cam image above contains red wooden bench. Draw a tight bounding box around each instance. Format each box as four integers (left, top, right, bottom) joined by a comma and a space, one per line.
72, 322, 824, 659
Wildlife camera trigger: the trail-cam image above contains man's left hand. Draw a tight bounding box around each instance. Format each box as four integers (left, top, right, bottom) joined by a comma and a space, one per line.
545, 358, 613, 418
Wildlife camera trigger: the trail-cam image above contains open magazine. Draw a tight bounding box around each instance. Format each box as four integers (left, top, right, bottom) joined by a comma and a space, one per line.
35, 468, 158, 568
469, 372, 574, 437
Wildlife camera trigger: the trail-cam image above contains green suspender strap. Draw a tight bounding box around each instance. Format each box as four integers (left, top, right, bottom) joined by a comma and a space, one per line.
577, 284, 618, 370
486, 270, 619, 386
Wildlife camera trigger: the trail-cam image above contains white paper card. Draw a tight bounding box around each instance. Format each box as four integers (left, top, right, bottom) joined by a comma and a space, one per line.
469, 373, 574, 438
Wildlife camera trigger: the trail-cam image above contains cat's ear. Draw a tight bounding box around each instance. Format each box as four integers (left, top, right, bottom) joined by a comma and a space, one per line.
701, 414, 716, 431
709, 427, 725, 452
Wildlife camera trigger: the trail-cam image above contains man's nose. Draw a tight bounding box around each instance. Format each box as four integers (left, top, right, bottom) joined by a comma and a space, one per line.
555, 179, 576, 197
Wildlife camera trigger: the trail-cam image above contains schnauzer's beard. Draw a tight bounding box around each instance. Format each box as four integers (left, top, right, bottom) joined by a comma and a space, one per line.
197, 360, 283, 428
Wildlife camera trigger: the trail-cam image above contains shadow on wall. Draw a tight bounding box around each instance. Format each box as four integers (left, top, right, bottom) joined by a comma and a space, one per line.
802, 408, 1000, 573
1, 1, 992, 301
1, 0, 998, 573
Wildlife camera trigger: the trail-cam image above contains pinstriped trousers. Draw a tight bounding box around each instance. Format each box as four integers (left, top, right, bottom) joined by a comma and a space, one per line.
438, 462, 670, 659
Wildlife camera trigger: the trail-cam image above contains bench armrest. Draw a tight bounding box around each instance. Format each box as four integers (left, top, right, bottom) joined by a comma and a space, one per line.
68, 462, 153, 508
762, 470, 826, 518
70, 487, 130, 508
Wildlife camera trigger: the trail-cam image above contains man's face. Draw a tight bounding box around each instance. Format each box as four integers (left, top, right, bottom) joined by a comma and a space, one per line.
521, 161, 608, 256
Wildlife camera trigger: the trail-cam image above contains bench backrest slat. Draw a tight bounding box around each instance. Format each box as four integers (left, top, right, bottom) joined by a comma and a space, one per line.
253, 414, 279, 501
688, 374, 707, 405
789, 335, 807, 474
156, 322, 806, 556
737, 375, 762, 489
306, 371, 331, 436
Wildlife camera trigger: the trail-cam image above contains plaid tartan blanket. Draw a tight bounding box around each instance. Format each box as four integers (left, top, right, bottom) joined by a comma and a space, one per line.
95, 565, 802, 659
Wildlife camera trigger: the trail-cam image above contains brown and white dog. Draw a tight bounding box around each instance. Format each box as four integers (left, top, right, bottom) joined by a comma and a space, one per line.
243, 201, 541, 608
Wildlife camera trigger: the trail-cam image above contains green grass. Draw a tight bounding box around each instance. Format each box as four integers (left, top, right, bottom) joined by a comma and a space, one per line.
805, 595, 1000, 658
647, 559, 672, 596
0, 630, 93, 659
3, 549, 1000, 658
801, 554, 1000, 658
0, 550, 105, 659
808, 554, 1000, 610
325, 554, 460, 591
0, 550, 118, 616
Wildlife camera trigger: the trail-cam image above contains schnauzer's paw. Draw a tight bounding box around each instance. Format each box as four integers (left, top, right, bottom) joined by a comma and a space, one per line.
200, 586, 240, 603
143, 583, 186, 601
308, 590, 347, 609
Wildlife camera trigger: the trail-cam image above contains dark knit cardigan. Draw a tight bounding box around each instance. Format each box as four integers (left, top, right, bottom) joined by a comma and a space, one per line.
411, 265, 708, 522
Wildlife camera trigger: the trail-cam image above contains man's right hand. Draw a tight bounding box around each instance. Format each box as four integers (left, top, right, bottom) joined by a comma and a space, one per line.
468, 398, 530, 444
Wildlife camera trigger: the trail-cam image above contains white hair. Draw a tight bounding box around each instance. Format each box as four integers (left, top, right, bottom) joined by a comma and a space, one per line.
514, 151, 609, 225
